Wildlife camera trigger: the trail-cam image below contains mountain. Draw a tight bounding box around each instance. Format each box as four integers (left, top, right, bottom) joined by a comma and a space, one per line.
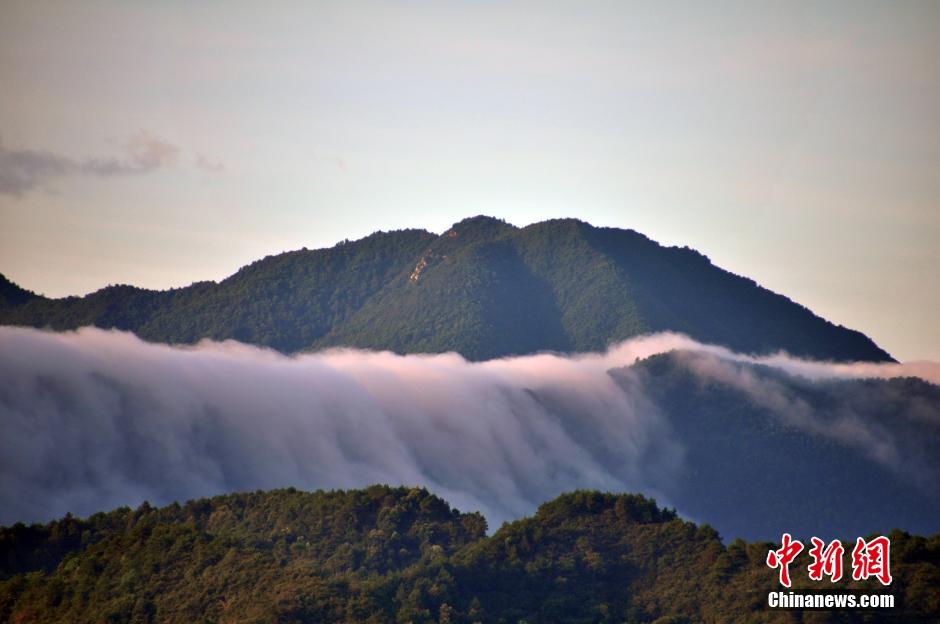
622, 351, 940, 540
0, 216, 892, 361
2, 487, 937, 623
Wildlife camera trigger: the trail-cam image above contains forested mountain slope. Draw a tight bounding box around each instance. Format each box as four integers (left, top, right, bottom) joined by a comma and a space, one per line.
1, 487, 936, 623
624, 352, 940, 540
0, 217, 892, 362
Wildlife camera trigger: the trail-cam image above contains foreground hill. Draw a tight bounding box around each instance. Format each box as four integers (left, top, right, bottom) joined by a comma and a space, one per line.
0, 216, 891, 361
1, 487, 937, 623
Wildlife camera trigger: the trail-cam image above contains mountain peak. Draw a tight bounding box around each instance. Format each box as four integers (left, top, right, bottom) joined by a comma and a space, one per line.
0, 217, 892, 361
451, 214, 514, 229
444, 215, 516, 242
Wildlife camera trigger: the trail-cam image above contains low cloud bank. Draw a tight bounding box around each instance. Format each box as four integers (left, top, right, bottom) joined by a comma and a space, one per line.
659, 349, 940, 492
1, 326, 937, 528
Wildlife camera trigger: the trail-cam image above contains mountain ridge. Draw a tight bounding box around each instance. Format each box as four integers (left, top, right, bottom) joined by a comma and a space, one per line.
0, 216, 893, 362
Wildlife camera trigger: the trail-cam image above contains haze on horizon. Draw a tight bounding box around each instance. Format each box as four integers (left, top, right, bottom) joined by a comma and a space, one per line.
1, 1, 938, 361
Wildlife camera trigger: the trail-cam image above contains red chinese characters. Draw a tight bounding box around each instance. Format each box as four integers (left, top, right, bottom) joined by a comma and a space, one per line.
767, 534, 892, 586
766, 533, 804, 587
807, 537, 844, 582
851, 536, 892, 586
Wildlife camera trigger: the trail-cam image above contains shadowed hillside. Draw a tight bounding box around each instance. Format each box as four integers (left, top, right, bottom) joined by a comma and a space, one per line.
623, 352, 940, 540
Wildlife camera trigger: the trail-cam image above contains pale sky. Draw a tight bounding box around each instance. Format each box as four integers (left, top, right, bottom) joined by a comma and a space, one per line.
1, 1, 938, 361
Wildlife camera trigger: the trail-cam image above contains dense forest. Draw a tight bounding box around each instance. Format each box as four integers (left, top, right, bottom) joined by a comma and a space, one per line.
1, 486, 937, 623
0, 217, 891, 362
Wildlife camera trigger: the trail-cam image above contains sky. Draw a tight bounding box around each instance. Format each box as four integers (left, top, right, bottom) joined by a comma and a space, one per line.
0, 1, 938, 361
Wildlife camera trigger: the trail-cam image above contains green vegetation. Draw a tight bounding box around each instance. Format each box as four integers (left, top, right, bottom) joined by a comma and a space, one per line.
2, 487, 936, 622
626, 352, 940, 541
0, 217, 892, 362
